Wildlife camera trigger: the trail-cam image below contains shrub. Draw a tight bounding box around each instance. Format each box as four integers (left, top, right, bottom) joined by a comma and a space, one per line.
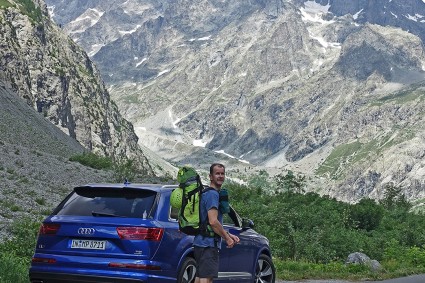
113, 158, 137, 182
227, 172, 425, 266
348, 198, 384, 231
69, 152, 113, 170
0, 217, 40, 283
0, 252, 29, 283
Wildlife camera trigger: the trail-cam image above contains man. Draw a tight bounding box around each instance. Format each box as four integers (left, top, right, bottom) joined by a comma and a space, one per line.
193, 163, 240, 283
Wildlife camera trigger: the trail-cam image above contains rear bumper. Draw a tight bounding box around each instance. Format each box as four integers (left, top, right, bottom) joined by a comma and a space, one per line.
29, 253, 177, 282
29, 271, 144, 283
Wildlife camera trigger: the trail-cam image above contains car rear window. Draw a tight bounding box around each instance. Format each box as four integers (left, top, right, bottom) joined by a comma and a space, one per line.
52, 187, 157, 218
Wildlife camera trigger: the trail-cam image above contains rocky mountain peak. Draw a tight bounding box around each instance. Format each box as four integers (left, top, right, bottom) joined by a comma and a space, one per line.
1, 0, 155, 175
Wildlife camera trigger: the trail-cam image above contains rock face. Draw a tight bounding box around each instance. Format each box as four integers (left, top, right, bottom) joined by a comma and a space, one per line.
0, 0, 153, 175
325, 0, 425, 43
38, 0, 425, 205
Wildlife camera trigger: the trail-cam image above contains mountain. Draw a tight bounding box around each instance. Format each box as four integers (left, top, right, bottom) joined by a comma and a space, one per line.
44, 0, 425, 206
0, 0, 157, 176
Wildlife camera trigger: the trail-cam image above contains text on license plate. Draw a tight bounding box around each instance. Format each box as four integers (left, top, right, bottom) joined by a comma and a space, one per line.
70, 239, 106, 250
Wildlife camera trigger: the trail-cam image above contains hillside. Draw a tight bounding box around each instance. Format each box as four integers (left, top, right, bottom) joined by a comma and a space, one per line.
0, 81, 114, 240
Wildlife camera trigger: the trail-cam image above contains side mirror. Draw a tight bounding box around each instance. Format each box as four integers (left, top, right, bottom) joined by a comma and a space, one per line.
242, 218, 254, 229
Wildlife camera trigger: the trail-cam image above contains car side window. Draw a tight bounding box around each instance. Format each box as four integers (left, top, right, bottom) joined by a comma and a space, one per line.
223, 213, 235, 225
170, 206, 179, 220
222, 207, 241, 227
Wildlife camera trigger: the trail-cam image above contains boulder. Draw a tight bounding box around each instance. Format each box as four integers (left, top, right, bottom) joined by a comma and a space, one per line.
346, 252, 382, 272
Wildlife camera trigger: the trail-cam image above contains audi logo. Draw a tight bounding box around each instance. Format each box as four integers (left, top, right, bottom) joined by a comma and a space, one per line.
78, 228, 95, 235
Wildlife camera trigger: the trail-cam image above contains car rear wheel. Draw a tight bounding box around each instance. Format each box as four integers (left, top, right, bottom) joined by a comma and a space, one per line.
255, 254, 275, 283
177, 257, 197, 283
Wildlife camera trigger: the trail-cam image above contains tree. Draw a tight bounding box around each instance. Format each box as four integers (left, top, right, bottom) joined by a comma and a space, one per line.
274, 170, 306, 193
349, 198, 384, 231
248, 169, 270, 191
379, 183, 411, 211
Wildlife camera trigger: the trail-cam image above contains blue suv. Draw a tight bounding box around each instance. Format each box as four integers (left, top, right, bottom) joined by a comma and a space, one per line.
29, 183, 276, 282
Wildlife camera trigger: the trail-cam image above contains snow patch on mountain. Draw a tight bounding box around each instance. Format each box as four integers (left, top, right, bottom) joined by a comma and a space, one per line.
405, 13, 425, 22
120, 0, 152, 15
136, 57, 148, 67
68, 9, 104, 34
88, 43, 105, 57
300, 0, 340, 54
215, 150, 250, 164
170, 109, 180, 129
301, 1, 332, 24
353, 9, 364, 20
193, 139, 207, 147
47, 5, 55, 18
157, 69, 171, 77
119, 25, 141, 35
189, 35, 212, 42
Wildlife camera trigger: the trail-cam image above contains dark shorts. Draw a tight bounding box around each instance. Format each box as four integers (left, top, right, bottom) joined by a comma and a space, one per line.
194, 246, 219, 278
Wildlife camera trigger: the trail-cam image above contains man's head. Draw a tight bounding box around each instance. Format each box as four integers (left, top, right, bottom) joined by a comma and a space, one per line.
209, 163, 225, 189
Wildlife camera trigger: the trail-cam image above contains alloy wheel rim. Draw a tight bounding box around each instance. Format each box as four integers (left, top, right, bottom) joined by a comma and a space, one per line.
255, 258, 274, 283
183, 263, 196, 283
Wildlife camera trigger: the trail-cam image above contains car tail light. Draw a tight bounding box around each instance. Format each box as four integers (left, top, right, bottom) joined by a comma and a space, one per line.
116, 227, 164, 241
39, 223, 60, 235
108, 262, 161, 270
32, 257, 57, 264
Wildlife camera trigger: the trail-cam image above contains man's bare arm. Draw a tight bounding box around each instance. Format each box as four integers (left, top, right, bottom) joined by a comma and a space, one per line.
207, 208, 237, 248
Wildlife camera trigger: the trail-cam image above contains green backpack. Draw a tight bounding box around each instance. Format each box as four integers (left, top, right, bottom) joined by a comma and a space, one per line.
170, 166, 216, 236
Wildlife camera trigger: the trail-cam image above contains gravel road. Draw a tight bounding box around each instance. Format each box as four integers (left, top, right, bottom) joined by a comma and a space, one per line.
276, 274, 425, 283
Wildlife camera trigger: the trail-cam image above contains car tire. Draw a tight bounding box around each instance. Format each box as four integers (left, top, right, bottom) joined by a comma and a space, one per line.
177, 257, 197, 283
255, 254, 276, 283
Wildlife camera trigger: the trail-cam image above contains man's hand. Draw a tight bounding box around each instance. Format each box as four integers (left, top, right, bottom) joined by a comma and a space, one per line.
225, 232, 240, 248
208, 208, 240, 248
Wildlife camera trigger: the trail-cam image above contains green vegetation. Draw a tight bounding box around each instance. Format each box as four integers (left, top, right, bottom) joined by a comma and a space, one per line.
78, 64, 94, 77
112, 158, 138, 182
0, 0, 13, 9
35, 197, 46, 206
69, 152, 148, 183
69, 152, 113, 170
1, 171, 424, 282
122, 93, 142, 104
15, 0, 43, 23
0, 217, 40, 283
227, 173, 425, 280
375, 84, 425, 105
316, 129, 414, 180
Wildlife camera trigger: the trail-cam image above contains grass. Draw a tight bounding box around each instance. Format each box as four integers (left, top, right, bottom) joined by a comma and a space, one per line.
35, 197, 46, 205
69, 152, 113, 170
0, 252, 29, 283
0, 0, 13, 9
316, 129, 415, 179
274, 257, 425, 281
374, 84, 425, 106
0, 199, 21, 212
0, 217, 40, 283
15, 0, 43, 23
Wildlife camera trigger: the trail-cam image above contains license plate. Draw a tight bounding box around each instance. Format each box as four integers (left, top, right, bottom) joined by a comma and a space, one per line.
70, 239, 106, 250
